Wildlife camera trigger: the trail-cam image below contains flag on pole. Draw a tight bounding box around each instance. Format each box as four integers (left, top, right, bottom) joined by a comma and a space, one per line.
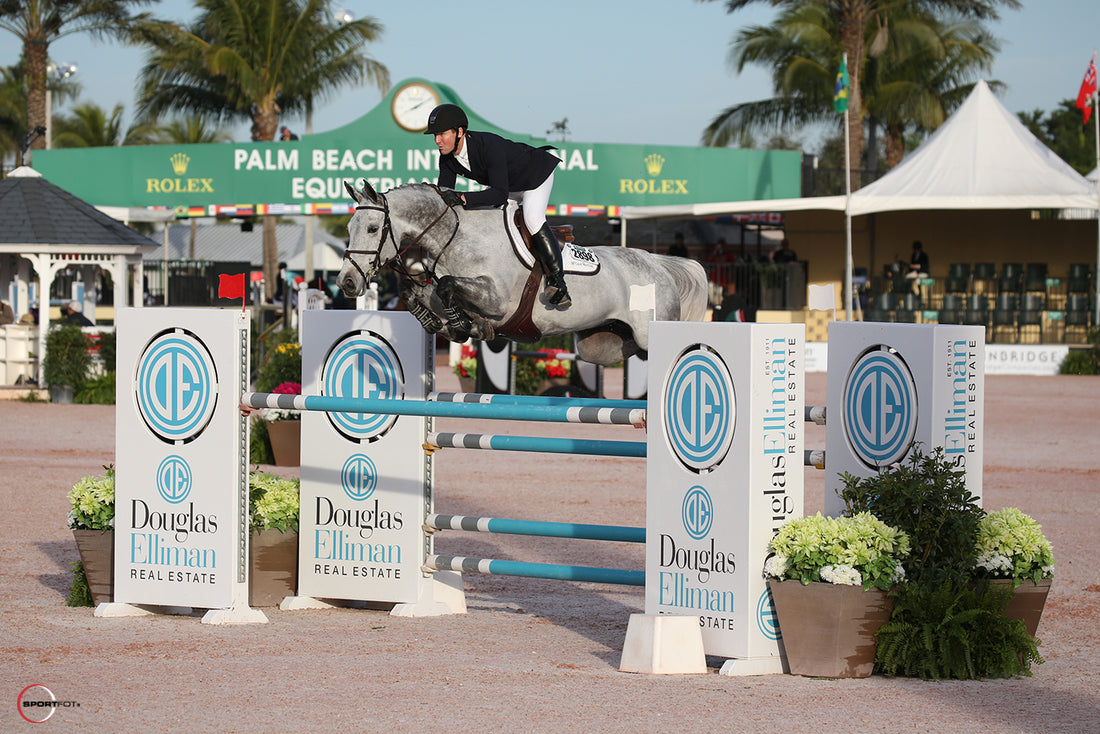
218, 273, 247, 311
1077, 52, 1097, 124
808, 283, 837, 313
833, 56, 850, 114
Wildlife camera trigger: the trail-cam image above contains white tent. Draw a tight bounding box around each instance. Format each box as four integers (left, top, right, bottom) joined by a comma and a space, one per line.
848, 80, 1097, 213
285, 240, 345, 272
621, 80, 1099, 221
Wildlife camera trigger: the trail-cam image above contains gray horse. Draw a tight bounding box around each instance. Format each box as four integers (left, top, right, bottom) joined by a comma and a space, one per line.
338, 181, 708, 366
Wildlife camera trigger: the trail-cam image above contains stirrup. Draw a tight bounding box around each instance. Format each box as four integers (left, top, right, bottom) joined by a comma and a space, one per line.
545, 276, 571, 308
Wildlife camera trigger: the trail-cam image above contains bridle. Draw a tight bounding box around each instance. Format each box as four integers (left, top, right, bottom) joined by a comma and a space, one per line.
343, 185, 460, 285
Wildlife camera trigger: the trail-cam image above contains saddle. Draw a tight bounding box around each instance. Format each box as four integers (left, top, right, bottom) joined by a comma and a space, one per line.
496, 208, 575, 342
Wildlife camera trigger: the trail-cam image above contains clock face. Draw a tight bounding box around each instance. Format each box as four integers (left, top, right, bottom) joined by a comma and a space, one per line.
391, 83, 440, 132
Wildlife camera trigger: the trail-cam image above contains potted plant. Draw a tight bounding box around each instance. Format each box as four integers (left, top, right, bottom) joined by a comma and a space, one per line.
264, 382, 302, 466
841, 445, 1043, 679
974, 507, 1055, 636
42, 324, 92, 403
764, 512, 910, 678
453, 344, 477, 392
254, 338, 303, 466
248, 471, 301, 606
67, 466, 115, 607
532, 348, 572, 394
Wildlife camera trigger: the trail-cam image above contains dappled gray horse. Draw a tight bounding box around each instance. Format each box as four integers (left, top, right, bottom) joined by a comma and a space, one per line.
338, 181, 708, 366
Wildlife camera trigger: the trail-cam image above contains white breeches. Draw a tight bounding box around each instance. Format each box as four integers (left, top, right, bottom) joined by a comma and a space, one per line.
510, 172, 554, 233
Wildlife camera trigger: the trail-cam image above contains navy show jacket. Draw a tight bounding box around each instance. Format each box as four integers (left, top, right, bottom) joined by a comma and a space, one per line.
437, 130, 559, 209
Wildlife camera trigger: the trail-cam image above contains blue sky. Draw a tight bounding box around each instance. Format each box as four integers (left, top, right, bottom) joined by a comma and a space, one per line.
7, 0, 1100, 149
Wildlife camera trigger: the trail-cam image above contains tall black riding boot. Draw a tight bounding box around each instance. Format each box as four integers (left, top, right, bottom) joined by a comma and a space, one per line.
529, 223, 572, 308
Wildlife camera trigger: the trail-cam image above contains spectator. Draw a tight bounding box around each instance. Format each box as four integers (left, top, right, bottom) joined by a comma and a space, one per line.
772, 238, 798, 264
62, 300, 93, 327
280, 126, 299, 141
668, 232, 689, 258
0, 300, 14, 325
707, 237, 735, 286
907, 240, 930, 278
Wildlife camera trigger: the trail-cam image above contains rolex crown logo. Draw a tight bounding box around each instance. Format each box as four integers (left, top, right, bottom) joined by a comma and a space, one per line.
644, 153, 665, 177
170, 153, 190, 176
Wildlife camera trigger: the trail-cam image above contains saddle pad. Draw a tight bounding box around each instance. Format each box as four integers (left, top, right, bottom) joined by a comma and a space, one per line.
502, 202, 600, 275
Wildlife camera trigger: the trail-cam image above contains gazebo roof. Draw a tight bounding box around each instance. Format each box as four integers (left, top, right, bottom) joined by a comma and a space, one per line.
0, 167, 157, 252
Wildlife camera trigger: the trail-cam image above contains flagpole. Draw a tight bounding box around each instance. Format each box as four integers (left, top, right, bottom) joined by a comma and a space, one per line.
1093, 67, 1099, 327
843, 53, 853, 322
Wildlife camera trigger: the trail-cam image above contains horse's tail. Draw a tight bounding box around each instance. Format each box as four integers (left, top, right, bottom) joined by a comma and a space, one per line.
665, 258, 709, 322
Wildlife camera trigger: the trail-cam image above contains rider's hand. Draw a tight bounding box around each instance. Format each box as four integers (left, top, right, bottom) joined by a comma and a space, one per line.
440, 189, 464, 208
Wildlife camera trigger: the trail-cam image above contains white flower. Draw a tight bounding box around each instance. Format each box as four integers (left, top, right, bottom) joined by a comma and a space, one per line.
763, 554, 788, 579
820, 564, 862, 586
976, 551, 1013, 576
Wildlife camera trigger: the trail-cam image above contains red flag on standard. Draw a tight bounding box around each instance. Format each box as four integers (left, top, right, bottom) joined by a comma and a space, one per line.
218, 272, 246, 300
1076, 53, 1097, 124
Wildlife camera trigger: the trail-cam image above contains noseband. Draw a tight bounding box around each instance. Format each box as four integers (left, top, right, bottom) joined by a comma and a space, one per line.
343, 186, 460, 285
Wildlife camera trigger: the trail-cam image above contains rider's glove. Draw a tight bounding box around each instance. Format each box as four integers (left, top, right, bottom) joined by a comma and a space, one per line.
440, 189, 464, 208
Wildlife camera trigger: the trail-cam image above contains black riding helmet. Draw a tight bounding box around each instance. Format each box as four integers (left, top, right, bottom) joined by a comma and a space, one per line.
424, 104, 468, 135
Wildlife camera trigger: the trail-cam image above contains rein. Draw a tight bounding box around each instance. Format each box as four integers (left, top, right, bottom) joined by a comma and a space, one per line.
343, 185, 460, 286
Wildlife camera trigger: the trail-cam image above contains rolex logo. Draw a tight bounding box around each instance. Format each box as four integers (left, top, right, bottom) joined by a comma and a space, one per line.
644, 153, 665, 177
170, 153, 190, 176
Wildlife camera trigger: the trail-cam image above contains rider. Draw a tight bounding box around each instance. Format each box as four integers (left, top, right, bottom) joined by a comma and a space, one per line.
426, 103, 572, 308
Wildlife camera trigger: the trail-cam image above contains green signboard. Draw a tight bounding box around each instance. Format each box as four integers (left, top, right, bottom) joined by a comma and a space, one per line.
34, 78, 801, 217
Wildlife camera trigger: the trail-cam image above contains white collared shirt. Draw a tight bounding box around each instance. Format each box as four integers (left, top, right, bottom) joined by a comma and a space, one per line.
454, 133, 470, 172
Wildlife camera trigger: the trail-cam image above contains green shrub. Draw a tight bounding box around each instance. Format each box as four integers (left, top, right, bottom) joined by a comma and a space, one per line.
67, 561, 94, 607
840, 445, 984, 586
96, 330, 117, 372
1059, 349, 1098, 375
875, 579, 1043, 679
42, 324, 92, 389
75, 372, 116, 404
250, 417, 275, 465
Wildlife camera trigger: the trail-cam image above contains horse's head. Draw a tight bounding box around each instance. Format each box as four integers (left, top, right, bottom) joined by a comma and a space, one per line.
339, 179, 394, 298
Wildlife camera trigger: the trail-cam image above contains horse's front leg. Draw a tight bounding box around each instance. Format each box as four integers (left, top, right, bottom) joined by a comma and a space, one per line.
435, 276, 474, 343
401, 280, 444, 334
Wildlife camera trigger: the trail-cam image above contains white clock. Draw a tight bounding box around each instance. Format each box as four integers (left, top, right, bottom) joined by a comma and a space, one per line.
391, 82, 440, 132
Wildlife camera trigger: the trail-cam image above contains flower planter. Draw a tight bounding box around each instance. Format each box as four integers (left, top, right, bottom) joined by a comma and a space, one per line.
992, 578, 1052, 637
50, 385, 75, 404
72, 529, 113, 606
457, 375, 476, 393
249, 529, 298, 606
266, 420, 301, 467
768, 579, 894, 678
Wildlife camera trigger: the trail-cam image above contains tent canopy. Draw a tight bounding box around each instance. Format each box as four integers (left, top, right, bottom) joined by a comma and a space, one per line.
621, 80, 1098, 221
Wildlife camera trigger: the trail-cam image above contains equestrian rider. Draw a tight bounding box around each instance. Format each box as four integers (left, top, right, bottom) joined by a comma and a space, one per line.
426, 103, 572, 308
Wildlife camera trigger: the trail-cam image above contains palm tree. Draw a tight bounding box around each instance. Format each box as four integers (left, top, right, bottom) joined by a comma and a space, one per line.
0, 63, 28, 168
701, 0, 1019, 189
133, 0, 389, 299
864, 14, 1001, 168
51, 102, 127, 147
0, 0, 154, 151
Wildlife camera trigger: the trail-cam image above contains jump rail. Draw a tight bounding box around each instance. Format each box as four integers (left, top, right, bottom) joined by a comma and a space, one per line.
425, 513, 646, 543
424, 555, 645, 586
426, 431, 646, 458
242, 392, 646, 426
